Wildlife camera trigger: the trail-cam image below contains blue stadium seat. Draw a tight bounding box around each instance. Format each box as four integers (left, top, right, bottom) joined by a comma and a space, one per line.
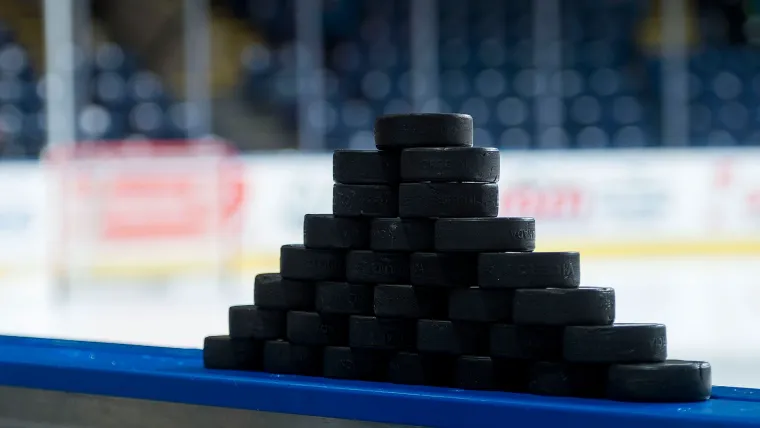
79, 104, 126, 141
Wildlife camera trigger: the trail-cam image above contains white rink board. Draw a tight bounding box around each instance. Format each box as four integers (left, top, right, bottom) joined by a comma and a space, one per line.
241, 148, 760, 256
1, 149, 760, 274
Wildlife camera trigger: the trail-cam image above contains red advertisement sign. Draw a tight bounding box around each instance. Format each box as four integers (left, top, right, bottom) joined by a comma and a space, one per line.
500, 184, 586, 219
51, 140, 245, 242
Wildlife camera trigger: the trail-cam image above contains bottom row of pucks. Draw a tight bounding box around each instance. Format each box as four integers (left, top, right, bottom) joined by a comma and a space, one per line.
204, 336, 711, 403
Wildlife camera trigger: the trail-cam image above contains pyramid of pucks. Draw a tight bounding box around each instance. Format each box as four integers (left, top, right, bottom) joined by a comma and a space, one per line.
203, 113, 711, 403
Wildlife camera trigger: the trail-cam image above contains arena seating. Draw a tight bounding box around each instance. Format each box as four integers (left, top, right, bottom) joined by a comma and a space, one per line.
239, 0, 760, 149
84, 42, 185, 141
0, 22, 184, 159
3, 1, 759, 154
0, 25, 43, 158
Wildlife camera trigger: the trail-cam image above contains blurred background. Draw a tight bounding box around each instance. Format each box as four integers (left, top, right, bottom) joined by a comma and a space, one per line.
0, 0, 757, 387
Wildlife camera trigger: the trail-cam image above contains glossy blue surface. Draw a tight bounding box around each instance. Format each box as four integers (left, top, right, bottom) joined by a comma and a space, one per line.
0, 335, 758, 428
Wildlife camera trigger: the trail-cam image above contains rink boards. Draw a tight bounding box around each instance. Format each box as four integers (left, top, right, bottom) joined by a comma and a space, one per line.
0, 336, 757, 428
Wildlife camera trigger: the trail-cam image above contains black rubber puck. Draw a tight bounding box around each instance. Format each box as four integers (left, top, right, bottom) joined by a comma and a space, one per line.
370, 218, 434, 252
513, 287, 615, 326
315, 281, 374, 315
374, 113, 473, 150
228, 305, 285, 340
417, 319, 489, 355
564, 324, 668, 363
387, 352, 455, 387
498, 359, 533, 392
490, 324, 563, 361
322, 346, 389, 381
529, 362, 609, 398
203, 335, 262, 370
333, 150, 400, 184
435, 218, 535, 252
333, 184, 398, 217
410, 252, 477, 288
399, 183, 499, 218
254, 273, 314, 311
449, 287, 513, 323
280, 244, 345, 281
400, 147, 500, 183
345, 250, 410, 284
286, 311, 348, 346
607, 360, 712, 402
374, 284, 448, 319
455, 356, 498, 390
262, 340, 321, 376
303, 214, 369, 250
478, 252, 581, 289
349, 315, 416, 351
453, 356, 530, 392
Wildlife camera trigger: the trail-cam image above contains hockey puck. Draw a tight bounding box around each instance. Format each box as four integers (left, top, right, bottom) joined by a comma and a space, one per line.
455, 356, 498, 390
499, 359, 533, 392
315, 281, 374, 315
564, 324, 668, 363
400, 147, 500, 183
286, 311, 348, 346
303, 214, 369, 250
410, 252, 477, 288
387, 352, 455, 387
374, 113, 473, 150
529, 362, 609, 398
513, 287, 615, 326
453, 356, 529, 392
417, 319, 489, 355
374, 284, 448, 319
322, 346, 389, 381
262, 340, 321, 376
490, 324, 563, 361
435, 218, 535, 252
333, 184, 398, 218
280, 244, 345, 281
229, 305, 285, 340
254, 273, 314, 311
346, 250, 410, 284
333, 150, 400, 184
478, 252, 581, 289
607, 360, 712, 402
349, 315, 416, 351
203, 336, 262, 370
399, 183, 499, 218
370, 218, 434, 252
448, 287, 513, 323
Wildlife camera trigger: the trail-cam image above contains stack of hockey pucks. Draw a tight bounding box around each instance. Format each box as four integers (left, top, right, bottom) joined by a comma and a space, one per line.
203, 113, 712, 403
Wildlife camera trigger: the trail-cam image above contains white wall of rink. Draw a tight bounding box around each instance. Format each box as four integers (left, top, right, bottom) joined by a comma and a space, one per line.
2, 148, 760, 275
241, 148, 760, 258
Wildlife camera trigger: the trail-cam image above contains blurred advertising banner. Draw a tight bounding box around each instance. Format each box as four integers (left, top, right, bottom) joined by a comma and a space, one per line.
0, 148, 758, 277
241, 150, 760, 264
44, 140, 245, 278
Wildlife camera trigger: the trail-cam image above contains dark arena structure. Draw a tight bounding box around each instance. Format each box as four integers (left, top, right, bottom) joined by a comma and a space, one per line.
0, 1, 758, 427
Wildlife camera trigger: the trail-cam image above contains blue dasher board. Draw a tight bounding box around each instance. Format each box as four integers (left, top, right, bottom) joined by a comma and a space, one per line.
0, 335, 758, 428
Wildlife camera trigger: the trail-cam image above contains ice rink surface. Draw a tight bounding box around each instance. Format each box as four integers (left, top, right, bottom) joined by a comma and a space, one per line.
0, 256, 758, 388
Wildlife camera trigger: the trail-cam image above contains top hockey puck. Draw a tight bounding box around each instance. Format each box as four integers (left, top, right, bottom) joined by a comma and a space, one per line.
374, 113, 474, 150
